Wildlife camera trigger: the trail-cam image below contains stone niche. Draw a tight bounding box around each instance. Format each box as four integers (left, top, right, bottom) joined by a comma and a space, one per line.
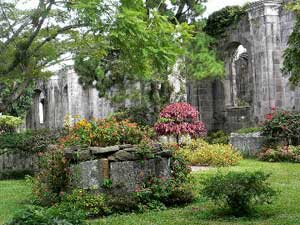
66, 144, 172, 193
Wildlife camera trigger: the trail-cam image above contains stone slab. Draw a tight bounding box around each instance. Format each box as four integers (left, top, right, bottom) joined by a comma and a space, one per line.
230, 132, 265, 156
109, 158, 171, 193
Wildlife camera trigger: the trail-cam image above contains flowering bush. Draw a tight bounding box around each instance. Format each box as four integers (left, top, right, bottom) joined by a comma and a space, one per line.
258, 145, 300, 162
31, 148, 72, 206
154, 102, 207, 142
181, 139, 242, 167
61, 117, 150, 147
262, 110, 300, 146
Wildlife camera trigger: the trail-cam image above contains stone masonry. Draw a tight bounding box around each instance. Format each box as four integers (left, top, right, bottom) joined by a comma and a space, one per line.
27, 0, 299, 133
67, 144, 172, 193
188, 0, 300, 132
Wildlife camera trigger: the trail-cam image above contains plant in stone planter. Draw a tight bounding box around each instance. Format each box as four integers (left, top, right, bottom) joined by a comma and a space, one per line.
154, 102, 207, 143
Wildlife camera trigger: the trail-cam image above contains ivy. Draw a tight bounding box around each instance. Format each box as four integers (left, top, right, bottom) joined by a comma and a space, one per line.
204, 6, 247, 39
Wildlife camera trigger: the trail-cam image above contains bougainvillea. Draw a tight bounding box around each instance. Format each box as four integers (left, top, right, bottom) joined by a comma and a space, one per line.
154, 102, 207, 141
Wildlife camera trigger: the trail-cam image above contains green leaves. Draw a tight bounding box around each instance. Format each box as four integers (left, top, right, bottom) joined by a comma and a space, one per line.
283, 1, 300, 85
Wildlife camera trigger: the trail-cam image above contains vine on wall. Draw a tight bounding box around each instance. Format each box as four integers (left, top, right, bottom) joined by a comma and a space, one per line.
204, 6, 247, 39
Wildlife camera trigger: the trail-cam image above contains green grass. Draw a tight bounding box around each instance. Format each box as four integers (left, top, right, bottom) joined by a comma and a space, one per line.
2, 160, 300, 225
0, 179, 32, 224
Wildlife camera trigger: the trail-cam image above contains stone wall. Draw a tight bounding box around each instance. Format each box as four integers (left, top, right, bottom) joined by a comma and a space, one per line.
230, 132, 265, 156
68, 144, 171, 193
188, 0, 300, 132
0, 152, 38, 173
25, 0, 300, 132
26, 69, 114, 129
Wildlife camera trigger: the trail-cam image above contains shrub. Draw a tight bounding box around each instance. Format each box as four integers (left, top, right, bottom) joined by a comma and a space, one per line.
31, 148, 72, 206
106, 195, 139, 214
134, 148, 195, 210
181, 139, 242, 167
0, 129, 65, 154
205, 131, 229, 144
0, 115, 23, 134
61, 117, 148, 147
112, 105, 155, 127
6, 205, 86, 225
135, 176, 195, 211
235, 126, 262, 134
62, 189, 110, 217
154, 102, 207, 143
262, 110, 300, 146
201, 171, 277, 216
258, 145, 300, 162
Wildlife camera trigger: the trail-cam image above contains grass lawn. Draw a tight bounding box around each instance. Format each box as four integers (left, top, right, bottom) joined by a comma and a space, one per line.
2, 160, 300, 225
0, 179, 32, 224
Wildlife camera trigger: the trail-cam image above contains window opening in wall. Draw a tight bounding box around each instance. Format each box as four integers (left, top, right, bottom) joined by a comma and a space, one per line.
230, 44, 249, 107
39, 98, 45, 124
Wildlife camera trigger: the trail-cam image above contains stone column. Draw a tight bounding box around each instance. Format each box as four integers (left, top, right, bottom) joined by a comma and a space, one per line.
247, 0, 282, 122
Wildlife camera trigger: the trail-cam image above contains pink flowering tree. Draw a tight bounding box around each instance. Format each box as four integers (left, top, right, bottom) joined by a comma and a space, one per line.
154, 102, 207, 143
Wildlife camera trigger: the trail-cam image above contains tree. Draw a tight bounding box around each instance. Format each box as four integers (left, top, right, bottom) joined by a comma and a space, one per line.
154, 102, 207, 143
0, 0, 192, 116
0, 0, 224, 121
75, 0, 225, 123
283, 1, 300, 85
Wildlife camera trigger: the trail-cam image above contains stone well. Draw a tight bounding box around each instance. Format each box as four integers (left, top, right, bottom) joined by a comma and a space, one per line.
65, 144, 172, 193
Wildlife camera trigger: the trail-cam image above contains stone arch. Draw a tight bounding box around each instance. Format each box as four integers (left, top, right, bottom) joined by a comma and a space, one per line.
222, 41, 254, 109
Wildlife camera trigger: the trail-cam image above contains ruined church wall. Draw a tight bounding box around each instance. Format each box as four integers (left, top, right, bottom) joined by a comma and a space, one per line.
26, 70, 114, 129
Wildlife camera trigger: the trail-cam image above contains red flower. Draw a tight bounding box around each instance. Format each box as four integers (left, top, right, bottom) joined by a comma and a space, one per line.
265, 113, 274, 121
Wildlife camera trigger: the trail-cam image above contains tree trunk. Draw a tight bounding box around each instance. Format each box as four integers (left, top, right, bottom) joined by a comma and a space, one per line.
150, 81, 161, 121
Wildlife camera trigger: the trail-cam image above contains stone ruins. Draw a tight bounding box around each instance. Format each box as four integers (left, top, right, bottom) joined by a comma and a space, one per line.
26, 0, 300, 132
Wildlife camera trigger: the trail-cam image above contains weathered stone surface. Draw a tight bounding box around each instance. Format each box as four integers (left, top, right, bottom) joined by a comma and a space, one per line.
108, 150, 138, 161
230, 132, 265, 156
0, 152, 38, 173
71, 159, 105, 189
89, 146, 119, 155
119, 144, 134, 150
109, 158, 171, 193
122, 147, 137, 152
64, 148, 91, 162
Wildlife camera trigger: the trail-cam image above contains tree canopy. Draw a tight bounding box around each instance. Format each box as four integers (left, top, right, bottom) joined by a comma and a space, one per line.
0, 0, 225, 120
283, 1, 300, 85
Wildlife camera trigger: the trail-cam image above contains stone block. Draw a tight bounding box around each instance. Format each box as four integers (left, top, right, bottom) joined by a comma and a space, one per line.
71, 159, 106, 189
108, 150, 138, 162
109, 158, 171, 193
65, 148, 91, 162
230, 132, 265, 156
89, 146, 119, 155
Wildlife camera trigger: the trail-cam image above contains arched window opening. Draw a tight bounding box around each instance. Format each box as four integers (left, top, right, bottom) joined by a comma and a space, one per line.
230, 44, 250, 107
39, 98, 45, 124
37, 91, 46, 124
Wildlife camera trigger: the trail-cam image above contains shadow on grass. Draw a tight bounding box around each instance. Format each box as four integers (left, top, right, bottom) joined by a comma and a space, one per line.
188, 203, 277, 224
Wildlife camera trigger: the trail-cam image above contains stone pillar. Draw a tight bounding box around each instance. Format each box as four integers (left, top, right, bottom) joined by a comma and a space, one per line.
247, 0, 282, 122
